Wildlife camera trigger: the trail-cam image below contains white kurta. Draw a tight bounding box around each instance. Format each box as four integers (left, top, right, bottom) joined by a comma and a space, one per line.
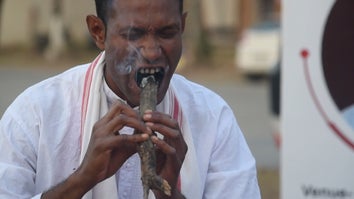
0, 63, 260, 198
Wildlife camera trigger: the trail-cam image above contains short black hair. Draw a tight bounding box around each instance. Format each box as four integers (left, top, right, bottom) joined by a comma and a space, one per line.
94, 0, 112, 25
95, 0, 184, 25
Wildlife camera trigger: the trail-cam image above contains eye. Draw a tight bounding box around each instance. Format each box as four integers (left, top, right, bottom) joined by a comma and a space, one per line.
121, 29, 145, 41
158, 28, 179, 39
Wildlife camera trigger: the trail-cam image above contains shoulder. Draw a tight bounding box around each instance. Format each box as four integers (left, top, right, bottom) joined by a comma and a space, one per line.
171, 74, 230, 112
170, 74, 236, 133
25, 64, 88, 97
26, 64, 88, 101
38, 64, 89, 88
2, 64, 89, 120
171, 74, 221, 99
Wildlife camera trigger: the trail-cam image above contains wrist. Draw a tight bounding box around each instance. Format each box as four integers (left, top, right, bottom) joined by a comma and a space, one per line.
70, 168, 96, 196
41, 169, 94, 199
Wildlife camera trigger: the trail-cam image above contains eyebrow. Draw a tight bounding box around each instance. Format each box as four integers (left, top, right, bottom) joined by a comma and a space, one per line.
119, 23, 180, 33
158, 24, 180, 31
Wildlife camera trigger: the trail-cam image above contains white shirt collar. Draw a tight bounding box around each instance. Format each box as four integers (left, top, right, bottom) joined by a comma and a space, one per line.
103, 77, 126, 107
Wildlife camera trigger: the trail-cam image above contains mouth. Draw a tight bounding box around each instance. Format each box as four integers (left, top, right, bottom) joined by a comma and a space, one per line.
136, 67, 165, 88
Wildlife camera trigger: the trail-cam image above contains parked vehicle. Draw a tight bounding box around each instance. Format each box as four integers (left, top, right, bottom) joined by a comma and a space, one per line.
235, 21, 281, 79
269, 62, 281, 148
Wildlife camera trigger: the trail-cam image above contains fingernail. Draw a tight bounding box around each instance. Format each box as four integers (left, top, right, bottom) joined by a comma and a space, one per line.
145, 122, 154, 127
151, 136, 158, 141
144, 110, 153, 114
143, 113, 152, 120
146, 127, 153, 134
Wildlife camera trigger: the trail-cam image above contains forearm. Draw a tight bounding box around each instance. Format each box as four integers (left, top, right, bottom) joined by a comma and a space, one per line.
41, 169, 94, 199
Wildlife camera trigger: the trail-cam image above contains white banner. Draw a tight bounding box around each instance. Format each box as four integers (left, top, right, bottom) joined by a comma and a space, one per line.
281, 0, 354, 198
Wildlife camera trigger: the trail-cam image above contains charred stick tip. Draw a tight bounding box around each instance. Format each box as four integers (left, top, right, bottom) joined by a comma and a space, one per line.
140, 75, 156, 88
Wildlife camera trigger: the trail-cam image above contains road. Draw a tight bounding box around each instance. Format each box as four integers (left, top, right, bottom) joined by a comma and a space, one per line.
0, 66, 279, 169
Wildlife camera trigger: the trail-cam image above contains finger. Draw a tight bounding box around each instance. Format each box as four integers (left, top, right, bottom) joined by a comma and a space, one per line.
99, 101, 124, 123
143, 111, 178, 128
98, 102, 139, 129
151, 136, 176, 155
146, 122, 180, 139
143, 111, 180, 138
107, 101, 139, 120
105, 113, 152, 135
94, 101, 139, 134
106, 133, 149, 149
92, 113, 127, 137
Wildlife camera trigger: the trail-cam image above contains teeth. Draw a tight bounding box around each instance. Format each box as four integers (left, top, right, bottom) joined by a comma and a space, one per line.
136, 67, 164, 87
140, 68, 160, 74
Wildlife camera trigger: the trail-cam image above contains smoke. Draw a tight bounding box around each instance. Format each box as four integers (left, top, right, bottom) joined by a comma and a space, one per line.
106, 20, 169, 81
107, 23, 143, 75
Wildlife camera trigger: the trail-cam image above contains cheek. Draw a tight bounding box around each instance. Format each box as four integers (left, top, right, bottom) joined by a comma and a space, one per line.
105, 45, 131, 72
104, 32, 129, 59
105, 41, 124, 60
164, 40, 182, 65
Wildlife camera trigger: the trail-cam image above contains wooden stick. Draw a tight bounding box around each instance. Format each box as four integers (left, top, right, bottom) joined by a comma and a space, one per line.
135, 75, 171, 199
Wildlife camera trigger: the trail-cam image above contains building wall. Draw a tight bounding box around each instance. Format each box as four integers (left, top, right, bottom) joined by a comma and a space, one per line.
0, 0, 264, 47
0, 0, 95, 47
201, 0, 238, 30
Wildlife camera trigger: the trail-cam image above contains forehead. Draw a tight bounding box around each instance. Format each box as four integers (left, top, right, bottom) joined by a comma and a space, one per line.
110, 0, 181, 26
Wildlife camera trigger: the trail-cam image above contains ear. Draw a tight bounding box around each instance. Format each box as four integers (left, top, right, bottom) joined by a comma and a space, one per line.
86, 15, 106, 50
181, 12, 188, 33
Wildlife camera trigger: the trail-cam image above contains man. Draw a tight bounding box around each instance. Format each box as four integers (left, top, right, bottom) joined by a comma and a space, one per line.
0, 0, 260, 198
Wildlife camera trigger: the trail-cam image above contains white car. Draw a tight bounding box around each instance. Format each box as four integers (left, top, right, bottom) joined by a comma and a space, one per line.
235, 21, 281, 78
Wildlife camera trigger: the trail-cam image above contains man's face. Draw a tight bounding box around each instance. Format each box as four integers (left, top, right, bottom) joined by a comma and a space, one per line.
103, 0, 185, 107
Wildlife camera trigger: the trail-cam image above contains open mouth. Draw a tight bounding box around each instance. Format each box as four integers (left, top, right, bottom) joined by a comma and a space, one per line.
136, 67, 165, 88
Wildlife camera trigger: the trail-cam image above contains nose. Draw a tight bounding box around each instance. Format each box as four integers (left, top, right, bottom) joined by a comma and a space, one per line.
139, 36, 162, 64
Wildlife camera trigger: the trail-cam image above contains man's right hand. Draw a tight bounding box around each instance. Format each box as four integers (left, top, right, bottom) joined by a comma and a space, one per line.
41, 101, 151, 199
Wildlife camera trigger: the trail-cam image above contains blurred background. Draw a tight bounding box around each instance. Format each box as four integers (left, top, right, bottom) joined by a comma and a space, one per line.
0, 0, 281, 198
